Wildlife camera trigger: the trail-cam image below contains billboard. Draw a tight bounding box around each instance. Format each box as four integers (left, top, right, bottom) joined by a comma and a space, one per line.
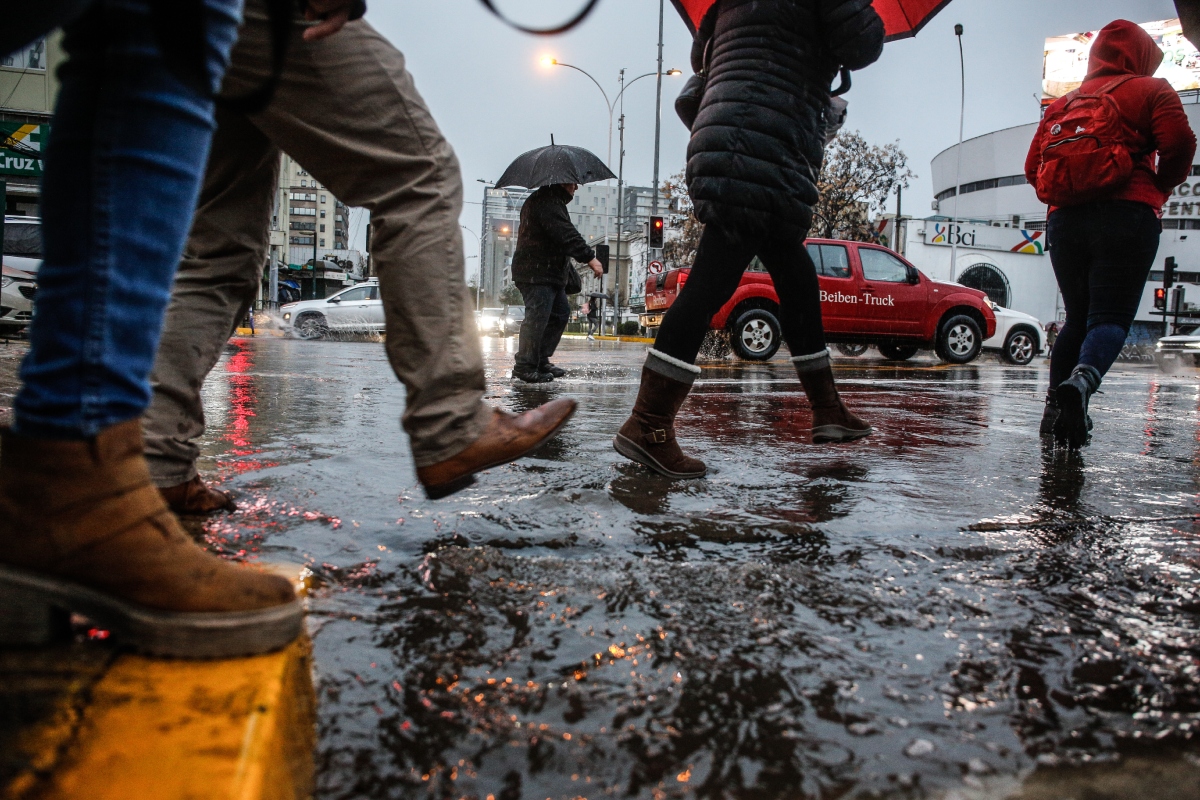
0, 123, 47, 177
1042, 18, 1200, 101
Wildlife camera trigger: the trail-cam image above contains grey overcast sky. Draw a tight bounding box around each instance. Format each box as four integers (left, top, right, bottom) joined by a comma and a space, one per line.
349, 0, 1180, 263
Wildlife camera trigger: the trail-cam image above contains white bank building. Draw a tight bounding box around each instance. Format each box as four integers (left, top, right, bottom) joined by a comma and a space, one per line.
892, 95, 1200, 348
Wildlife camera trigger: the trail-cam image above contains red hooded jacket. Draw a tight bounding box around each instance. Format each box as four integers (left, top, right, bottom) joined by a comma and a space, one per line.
1025, 19, 1196, 213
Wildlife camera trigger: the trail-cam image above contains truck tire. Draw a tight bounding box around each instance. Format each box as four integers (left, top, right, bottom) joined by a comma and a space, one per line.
295, 312, 328, 340
730, 308, 782, 361
935, 314, 983, 364
877, 344, 919, 361
1002, 326, 1039, 365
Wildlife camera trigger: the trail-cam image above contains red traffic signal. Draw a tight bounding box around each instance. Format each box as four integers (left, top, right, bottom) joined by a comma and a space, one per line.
1155, 287, 1167, 310
648, 216, 664, 249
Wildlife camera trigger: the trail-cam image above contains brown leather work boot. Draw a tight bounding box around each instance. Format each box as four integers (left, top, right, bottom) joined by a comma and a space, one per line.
416, 398, 577, 499
0, 421, 301, 659
793, 350, 872, 444
613, 351, 706, 479
159, 474, 237, 515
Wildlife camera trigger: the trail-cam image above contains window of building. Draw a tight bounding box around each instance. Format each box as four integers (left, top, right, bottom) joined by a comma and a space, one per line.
3, 39, 46, 70
320, 195, 327, 203
290, 236, 314, 245
859, 248, 910, 283
1162, 219, 1200, 229
805, 244, 851, 279
320, 210, 326, 218
320, 239, 326, 246
290, 221, 315, 231
289, 192, 316, 202
320, 224, 325, 232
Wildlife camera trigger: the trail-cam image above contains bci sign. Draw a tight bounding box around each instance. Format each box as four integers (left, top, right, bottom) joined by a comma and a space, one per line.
923, 220, 1046, 256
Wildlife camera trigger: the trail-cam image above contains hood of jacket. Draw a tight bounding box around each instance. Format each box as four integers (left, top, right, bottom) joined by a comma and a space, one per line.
1085, 19, 1163, 81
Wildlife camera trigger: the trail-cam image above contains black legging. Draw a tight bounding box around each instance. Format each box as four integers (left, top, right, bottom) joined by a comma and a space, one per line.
654, 225, 826, 363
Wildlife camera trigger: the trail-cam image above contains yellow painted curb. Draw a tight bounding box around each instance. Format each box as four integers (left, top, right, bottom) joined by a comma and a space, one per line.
564, 334, 655, 344
4, 568, 316, 800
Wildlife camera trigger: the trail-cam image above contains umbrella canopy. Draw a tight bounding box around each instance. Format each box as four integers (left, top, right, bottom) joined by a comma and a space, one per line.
671, 0, 951, 41
496, 143, 616, 189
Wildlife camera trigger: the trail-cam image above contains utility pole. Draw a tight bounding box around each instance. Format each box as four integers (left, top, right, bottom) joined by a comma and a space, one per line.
612, 68, 627, 338
311, 209, 319, 300
651, 0, 665, 237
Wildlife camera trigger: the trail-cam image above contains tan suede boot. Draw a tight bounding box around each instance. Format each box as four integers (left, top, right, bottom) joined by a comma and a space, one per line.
0, 421, 301, 658
159, 474, 237, 515
613, 350, 706, 479
793, 350, 872, 444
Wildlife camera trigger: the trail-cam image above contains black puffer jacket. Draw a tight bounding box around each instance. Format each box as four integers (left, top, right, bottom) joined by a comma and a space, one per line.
686, 0, 884, 241
511, 185, 596, 287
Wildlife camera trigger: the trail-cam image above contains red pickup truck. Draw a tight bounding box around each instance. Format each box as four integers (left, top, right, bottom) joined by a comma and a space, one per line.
641, 238, 996, 363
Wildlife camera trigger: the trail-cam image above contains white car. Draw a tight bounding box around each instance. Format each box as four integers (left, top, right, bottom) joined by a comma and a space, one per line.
982, 302, 1045, 365
478, 307, 504, 336
280, 279, 383, 339
1, 216, 42, 333
1154, 325, 1200, 369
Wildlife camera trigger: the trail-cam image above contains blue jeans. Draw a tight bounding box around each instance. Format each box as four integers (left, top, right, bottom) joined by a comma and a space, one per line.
13, 0, 243, 439
1047, 201, 1161, 386
514, 283, 570, 373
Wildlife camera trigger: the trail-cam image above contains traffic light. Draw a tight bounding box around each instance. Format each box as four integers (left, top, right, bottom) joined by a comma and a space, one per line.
595, 243, 610, 274
648, 216, 664, 249
1165, 256, 1176, 290
1155, 287, 1167, 310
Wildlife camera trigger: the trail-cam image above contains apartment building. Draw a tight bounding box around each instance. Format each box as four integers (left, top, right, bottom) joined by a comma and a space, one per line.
1, 34, 63, 217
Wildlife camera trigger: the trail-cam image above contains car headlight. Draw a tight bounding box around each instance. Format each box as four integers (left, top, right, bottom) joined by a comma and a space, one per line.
282, 312, 291, 321
0, 277, 11, 288
1186, 341, 1200, 349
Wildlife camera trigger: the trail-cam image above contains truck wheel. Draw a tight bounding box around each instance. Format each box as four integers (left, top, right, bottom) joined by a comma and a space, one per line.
295, 313, 328, 340
877, 344, 919, 361
836, 344, 869, 357
730, 308, 782, 361
1002, 327, 1038, 365
935, 314, 983, 364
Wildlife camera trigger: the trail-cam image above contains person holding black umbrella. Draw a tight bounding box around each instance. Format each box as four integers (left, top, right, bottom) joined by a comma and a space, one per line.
498, 143, 612, 383
614, 0, 885, 479
510, 183, 604, 382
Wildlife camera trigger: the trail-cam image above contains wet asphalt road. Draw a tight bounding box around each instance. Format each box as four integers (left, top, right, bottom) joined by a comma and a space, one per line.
8, 335, 1200, 799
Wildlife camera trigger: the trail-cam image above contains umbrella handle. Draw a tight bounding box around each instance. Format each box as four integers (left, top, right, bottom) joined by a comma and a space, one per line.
477, 0, 601, 35
830, 67, 852, 97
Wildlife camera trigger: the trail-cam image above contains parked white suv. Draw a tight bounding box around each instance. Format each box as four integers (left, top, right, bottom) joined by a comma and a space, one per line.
1, 216, 42, 333
982, 302, 1044, 365
280, 279, 383, 339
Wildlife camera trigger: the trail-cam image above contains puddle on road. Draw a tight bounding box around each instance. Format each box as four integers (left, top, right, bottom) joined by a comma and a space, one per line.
186, 339, 1200, 797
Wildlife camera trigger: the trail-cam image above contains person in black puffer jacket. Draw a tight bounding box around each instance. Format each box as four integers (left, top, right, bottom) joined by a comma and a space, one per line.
614, 0, 883, 479
511, 184, 604, 382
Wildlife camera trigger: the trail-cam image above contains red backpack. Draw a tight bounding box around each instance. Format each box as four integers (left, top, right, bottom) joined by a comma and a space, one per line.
1034, 75, 1143, 207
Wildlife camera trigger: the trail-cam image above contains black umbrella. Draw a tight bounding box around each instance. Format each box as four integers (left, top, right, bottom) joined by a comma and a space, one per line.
496, 139, 615, 189
586, 292, 610, 300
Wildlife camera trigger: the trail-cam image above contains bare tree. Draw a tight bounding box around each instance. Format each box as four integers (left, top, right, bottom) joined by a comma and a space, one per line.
812, 131, 914, 242
660, 170, 704, 269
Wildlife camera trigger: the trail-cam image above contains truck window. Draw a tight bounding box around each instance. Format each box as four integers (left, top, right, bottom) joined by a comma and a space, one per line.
859, 248, 909, 283
805, 243, 850, 278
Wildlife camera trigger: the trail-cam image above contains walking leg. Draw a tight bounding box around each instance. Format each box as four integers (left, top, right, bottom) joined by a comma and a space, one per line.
759, 236, 870, 443
538, 287, 571, 375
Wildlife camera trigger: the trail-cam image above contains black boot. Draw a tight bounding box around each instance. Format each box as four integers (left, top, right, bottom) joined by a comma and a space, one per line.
614, 350, 706, 478
1053, 365, 1101, 448
793, 350, 872, 443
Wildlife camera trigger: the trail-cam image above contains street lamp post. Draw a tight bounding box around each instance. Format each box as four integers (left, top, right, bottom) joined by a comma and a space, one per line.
950, 24, 966, 282
460, 225, 482, 311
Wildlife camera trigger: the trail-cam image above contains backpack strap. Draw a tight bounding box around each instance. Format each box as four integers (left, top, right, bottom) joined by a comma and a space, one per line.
1096, 74, 1142, 96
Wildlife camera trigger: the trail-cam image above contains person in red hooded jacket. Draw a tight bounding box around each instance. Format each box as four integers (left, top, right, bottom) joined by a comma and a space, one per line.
1025, 19, 1196, 448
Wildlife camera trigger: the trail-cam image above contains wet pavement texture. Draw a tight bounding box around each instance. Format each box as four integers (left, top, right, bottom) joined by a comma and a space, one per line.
6, 335, 1200, 799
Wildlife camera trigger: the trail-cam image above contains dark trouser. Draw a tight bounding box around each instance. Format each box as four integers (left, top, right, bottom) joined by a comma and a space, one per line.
1047, 201, 1161, 387
586, 317, 599, 336
515, 283, 570, 373
653, 225, 826, 363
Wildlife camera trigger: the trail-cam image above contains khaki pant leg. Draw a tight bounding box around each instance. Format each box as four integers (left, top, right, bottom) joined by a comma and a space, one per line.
221, 7, 490, 467
142, 108, 279, 486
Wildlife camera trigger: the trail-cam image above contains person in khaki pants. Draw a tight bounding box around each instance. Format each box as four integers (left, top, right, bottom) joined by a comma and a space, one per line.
145, 0, 575, 508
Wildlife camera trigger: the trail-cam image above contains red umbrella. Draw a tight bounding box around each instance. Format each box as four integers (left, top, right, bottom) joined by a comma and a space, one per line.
671, 0, 951, 41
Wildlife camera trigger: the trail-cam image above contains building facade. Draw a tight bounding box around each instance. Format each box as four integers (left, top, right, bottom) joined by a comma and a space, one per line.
0, 34, 63, 217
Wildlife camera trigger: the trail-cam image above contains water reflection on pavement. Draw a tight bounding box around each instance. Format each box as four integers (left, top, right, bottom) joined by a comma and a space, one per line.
190, 336, 1200, 799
